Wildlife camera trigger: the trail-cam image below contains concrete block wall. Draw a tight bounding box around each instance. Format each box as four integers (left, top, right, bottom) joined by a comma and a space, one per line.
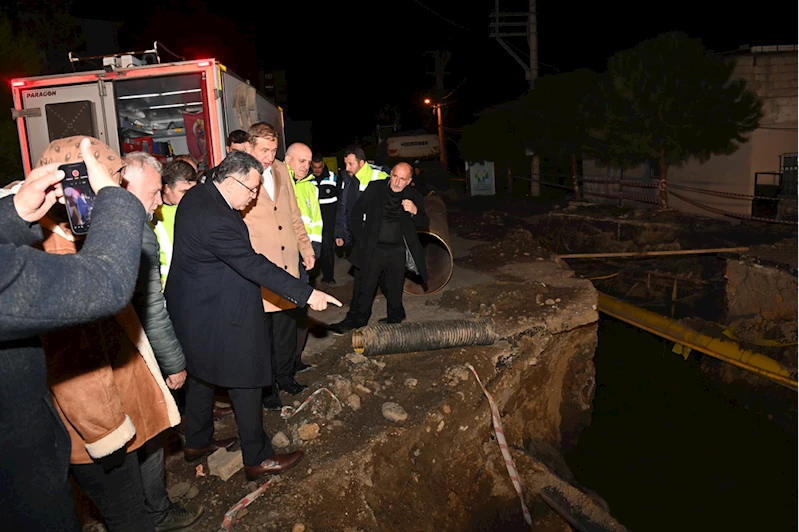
733, 51, 798, 125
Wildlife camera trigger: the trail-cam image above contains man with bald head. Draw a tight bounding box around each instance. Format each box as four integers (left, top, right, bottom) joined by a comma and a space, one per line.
286, 142, 323, 365
329, 162, 430, 334
286, 143, 322, 280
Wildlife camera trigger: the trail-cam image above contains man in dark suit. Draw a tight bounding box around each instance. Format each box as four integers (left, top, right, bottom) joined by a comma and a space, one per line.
165, 150, 340, 481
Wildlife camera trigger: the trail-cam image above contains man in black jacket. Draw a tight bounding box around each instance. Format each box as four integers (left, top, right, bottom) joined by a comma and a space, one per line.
329, 163, 428, 334
122, 151, 205, 530
165, 151, 340, 481
310, 152, 339, 286
0, 137, 146, 531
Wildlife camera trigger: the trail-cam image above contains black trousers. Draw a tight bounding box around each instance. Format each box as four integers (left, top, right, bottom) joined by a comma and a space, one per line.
320, 205, 337, 282
72, 452, 154, 532
346, 245, 406, 326
184, 375, 273, 467
264, 309, 301, 382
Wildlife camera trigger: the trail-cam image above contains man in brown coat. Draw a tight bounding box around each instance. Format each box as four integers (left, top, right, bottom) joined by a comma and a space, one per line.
243, 122, 315, 408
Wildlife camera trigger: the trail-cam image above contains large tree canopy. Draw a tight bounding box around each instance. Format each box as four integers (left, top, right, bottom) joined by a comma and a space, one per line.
590, 31, 763, 205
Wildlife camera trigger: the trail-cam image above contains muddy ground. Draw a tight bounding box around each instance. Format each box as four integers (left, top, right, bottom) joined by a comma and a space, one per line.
78, 191, 796, 531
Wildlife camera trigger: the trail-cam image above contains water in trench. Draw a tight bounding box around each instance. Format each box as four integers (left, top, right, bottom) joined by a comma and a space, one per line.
565, 316, 798, 531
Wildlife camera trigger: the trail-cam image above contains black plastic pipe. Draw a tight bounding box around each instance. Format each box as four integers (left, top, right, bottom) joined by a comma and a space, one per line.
352, 318, 497, 356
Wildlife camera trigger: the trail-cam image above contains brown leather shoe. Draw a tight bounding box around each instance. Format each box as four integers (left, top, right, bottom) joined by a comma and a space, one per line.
213, 405, 234, 420
244, 451, 304, 481
183, 436, 239, 463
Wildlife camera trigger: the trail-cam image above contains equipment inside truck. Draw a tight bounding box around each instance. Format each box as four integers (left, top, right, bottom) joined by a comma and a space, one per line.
114, 73, 209, 167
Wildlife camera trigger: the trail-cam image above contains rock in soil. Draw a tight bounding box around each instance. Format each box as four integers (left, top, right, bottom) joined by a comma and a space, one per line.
345, 353, 369, 365
167, 481, 191, 500
382, 402, 408, 422
347, 394, 361, 410
271, 431, 291, 448
298, 423, 321, 441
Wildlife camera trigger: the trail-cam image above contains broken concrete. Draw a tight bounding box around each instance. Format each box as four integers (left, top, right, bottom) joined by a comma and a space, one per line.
207, 448, 243, 482
725, 242, 798, 322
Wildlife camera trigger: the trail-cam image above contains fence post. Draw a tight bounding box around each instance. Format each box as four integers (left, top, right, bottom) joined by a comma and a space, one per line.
571, 154, 581, 200
658, 179, 668, 209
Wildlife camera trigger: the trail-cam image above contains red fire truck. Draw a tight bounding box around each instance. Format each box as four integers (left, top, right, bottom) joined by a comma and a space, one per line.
11, 44, 285, 175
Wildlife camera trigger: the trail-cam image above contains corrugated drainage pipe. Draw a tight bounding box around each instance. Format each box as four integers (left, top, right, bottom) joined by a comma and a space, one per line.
598, 292, 798, 390
352, 318, 498, 356
404, 193, 454, 296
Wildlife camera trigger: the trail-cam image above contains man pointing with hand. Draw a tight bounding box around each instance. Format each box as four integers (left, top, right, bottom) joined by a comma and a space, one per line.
164, 150, 340, 481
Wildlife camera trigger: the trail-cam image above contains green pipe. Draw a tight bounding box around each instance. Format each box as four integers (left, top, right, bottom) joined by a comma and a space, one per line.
597, 292, 797, 391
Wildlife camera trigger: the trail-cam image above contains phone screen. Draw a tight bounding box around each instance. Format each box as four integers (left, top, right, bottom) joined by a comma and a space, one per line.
59, 162, 95, 235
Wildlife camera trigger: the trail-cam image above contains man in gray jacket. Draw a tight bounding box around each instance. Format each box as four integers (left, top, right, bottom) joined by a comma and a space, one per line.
122, 152, 203, 531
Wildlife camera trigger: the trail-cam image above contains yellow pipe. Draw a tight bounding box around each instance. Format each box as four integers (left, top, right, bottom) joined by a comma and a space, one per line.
597, 292, 798, 391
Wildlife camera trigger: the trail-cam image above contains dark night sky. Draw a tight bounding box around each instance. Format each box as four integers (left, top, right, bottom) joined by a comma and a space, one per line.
73, 0, 797, 153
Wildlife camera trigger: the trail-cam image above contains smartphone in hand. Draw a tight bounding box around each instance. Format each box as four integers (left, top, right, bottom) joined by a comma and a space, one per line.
59, 162, 95, 235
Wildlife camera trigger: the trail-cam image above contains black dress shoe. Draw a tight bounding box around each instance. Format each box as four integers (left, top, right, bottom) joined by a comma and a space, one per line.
183, 436, 238, 462
294, 360, 312, 373
263, 389, 282, 411
244, 451, 304, 481
328, 320, 356, 335
378, 317, 403, 324
277, 378, 307, 395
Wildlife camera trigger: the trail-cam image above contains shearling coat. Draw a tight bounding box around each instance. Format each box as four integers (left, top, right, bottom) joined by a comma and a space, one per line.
39, 222, 180, 464
242, 159, 314, 312
0, 187, 145, 531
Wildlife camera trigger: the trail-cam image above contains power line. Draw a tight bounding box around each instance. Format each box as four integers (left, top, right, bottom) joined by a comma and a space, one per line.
442, 77, 468, 100
408, 0, 479, 32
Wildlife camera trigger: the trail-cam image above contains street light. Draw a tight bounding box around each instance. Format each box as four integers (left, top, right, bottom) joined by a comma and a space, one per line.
424, 98, 447, 172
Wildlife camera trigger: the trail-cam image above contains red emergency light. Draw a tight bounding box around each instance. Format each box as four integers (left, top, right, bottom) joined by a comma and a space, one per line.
11, 81, 24, 87
197, 61, 211, 67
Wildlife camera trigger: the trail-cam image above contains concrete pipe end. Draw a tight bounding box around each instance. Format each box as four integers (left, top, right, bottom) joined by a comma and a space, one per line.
404, 231, 454, 296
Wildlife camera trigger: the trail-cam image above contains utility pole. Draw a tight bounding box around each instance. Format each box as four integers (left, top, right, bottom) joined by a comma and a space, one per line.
528, 0, 540, 197
490, 0, 540, 196
426, 50, 450, 173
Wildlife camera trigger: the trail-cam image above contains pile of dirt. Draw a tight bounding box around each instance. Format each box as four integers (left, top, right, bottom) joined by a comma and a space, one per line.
456, 227, 549, 269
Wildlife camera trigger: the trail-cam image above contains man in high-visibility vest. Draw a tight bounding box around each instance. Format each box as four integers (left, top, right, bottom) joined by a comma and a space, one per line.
310, 152, 339, 286
285, 142, 321, 371
334, 144, 388, 250
152, 160, 199, 290
286, 143, 323, 282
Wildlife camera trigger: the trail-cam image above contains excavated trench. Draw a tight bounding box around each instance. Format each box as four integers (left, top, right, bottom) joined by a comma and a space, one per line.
76, 198, 793, 532
139, 232, 634, 532
228, 257, 624, 532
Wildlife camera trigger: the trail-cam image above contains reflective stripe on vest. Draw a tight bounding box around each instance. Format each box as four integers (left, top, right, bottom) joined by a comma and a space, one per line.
153, 222, 173, 276
359, 169, 383, 191
313, 178, 338, 205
